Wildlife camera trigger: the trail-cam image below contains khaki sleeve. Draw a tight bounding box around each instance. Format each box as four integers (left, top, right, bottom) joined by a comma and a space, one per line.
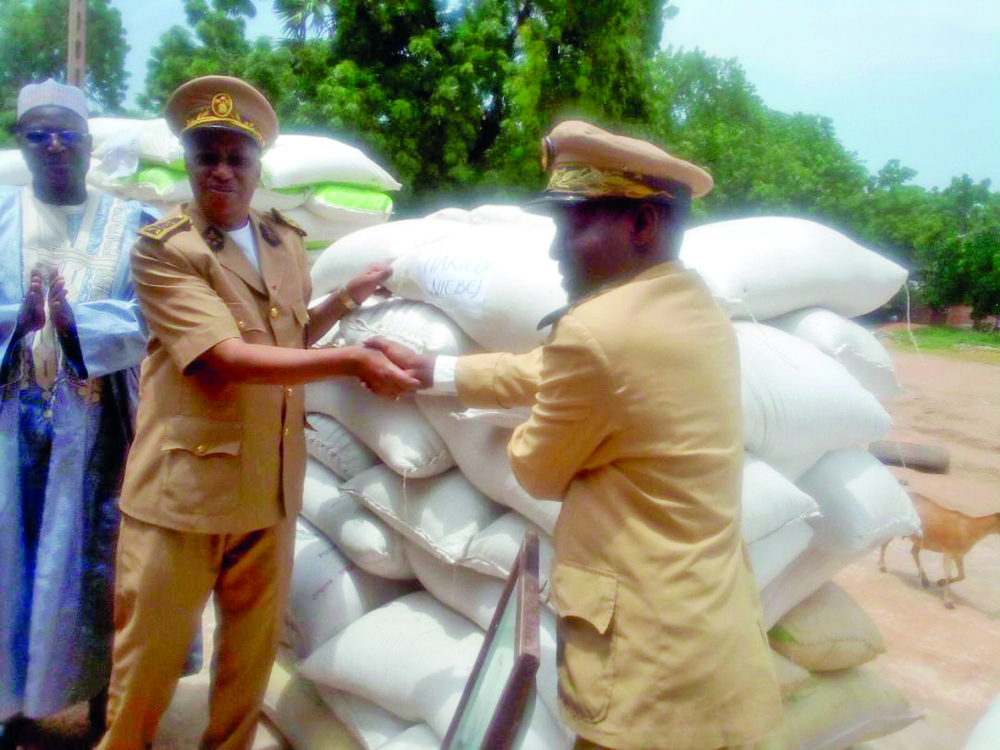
506, 315, 617, 500
131, 237, 241, 374
455, 347, 544, 408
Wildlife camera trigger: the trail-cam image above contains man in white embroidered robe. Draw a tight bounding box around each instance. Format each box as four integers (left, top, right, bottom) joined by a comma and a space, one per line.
0, 80, 151, 740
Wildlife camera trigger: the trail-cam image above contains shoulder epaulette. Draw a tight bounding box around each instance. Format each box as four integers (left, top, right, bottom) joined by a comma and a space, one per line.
138, 215, 192, 243
271, 208, 307, 237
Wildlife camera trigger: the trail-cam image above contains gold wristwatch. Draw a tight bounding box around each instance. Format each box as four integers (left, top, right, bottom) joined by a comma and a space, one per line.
337, 287, 358, 311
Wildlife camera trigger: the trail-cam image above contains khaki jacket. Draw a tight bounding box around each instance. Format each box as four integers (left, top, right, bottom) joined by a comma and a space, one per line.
456, 263, 783, 750
119, 204, 311, 534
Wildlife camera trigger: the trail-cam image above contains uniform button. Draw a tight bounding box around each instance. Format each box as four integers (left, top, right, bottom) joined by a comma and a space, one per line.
194, 444, 207, 456
237, 319, 246, 330
43, 409, 53, 420
269, 306, 279, 319
285, 387, 294, 398
283, 427, 290, 437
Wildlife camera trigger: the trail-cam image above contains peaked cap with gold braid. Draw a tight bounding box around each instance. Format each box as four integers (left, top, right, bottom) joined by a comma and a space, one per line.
528, 120, 713, 211
165, 75, 278, 149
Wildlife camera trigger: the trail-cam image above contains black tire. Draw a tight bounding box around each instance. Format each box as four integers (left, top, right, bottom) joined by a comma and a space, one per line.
869, 440, 951, 474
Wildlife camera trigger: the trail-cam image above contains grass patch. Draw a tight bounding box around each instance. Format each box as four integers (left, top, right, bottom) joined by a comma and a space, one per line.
881, 325, 1000, 364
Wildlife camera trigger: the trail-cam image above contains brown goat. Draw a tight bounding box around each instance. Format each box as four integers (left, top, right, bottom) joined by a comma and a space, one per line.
879, 490, 1000, 609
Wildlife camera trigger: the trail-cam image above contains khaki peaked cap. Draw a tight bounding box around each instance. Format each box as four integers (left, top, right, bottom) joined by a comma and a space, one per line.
538, 120, 713, 205
165, 75, 278, 149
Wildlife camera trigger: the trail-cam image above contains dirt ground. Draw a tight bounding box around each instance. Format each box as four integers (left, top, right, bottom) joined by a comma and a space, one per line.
837, 346, 1000, 750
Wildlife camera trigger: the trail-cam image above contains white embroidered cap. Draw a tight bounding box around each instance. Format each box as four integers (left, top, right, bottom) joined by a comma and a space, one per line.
17, 78, 89, 122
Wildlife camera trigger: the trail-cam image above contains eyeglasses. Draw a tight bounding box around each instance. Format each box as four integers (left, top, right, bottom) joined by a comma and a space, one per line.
19, 129, 88, 149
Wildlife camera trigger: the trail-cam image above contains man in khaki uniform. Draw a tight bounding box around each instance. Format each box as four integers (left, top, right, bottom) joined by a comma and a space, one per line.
98, 76, 418, 750
370, 121, 784, 750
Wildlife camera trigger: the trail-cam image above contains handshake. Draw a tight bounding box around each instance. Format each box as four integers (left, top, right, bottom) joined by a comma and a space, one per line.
353, 337, 437, 400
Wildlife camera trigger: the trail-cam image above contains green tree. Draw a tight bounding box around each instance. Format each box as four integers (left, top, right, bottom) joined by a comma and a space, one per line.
0, 0, 129, 143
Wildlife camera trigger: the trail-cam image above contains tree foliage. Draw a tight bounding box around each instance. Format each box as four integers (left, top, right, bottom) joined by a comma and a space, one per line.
0, 0, 129, 142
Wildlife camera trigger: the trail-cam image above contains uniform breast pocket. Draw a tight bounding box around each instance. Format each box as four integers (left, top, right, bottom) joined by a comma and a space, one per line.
161, 415, 242, 516
225, 301, 267, 342
552, 561, 619, 723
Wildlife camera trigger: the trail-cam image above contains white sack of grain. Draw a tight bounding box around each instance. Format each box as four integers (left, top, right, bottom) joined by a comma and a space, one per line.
250, 187, 309, 213
680, 217, 908, 320
768, 307, 901, 400
384, 218, 564, 352
344, 465, 504, 565
378, 724, 444, 750
759, 545, 868, 629
0, 150, 31, 186
115, 165, 191, 204
88, 117, 147, 150
287, 518, 416, 658
261, 134, 402, 192
137, 118, 184, 170
301, 459, 414, 580
335, 298, 479, 356
965, 694, 1000, 750
305, 377, 453, 478
262, 650, 361, 750
310, 218, 471, 298
771, 651, 814, 699
314, 688, 415, 750
797, 449, 921, 553
405, 541, 507, 631
306, 183, 393, 223
741, 454, 819, 544
768, 581, 886, 672
403, 542, 568, 737
305, 412, 381, 480
417, 396, 561, 535
89, 118, 145, 178
763, 667, 920, 750
736, 323, 892, 462
460, 512, 556, 598
299, 592, 570, 747
767, 451, 827, 483
748, 518, 815, 591
284, 206, 372, 248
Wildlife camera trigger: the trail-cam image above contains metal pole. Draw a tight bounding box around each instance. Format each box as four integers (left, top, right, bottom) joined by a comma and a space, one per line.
67, 0, 87, 88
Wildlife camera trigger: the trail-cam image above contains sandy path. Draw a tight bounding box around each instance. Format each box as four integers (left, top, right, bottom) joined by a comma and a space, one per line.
837, 347, 1000, 750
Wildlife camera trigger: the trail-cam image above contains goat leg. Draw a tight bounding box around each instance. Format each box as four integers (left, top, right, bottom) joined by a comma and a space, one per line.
911, 539, 929, 587
937, 555, 966, 587
878, 539, 890, 572
942, 554, 956, 609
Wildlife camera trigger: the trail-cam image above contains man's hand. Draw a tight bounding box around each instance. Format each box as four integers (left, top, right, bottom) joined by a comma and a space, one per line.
363, 337, 435, 389
16, 267, 46, 334
350, 346, 423, 399
344, 262, 392, 306
47, 268, 76, 334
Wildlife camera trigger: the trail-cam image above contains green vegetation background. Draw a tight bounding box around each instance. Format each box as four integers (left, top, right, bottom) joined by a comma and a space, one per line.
1, 0, 997, 323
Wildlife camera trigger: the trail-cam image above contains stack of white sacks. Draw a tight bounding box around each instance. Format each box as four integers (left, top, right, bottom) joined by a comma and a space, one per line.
263, 210, 924, 750
0, 118, 401, 252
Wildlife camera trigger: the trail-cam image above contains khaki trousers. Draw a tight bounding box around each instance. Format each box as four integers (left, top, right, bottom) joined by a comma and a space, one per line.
97, 513, 294, 750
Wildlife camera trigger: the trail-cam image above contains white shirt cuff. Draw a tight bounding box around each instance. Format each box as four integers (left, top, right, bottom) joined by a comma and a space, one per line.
426, 355, 458, 395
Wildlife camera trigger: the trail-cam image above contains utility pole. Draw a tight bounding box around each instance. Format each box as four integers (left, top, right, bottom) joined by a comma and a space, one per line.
67, 0, 87, 88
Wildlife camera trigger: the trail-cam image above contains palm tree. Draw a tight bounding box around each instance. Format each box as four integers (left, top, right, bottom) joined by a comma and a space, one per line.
274, 0, 336, 41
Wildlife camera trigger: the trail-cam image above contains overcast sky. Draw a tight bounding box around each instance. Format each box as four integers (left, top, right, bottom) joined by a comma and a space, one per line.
113, 0, 999, 191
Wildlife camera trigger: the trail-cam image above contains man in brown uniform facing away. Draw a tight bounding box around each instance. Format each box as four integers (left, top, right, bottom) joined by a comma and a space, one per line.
97, 76, 418, 749
370, 121, 784, 750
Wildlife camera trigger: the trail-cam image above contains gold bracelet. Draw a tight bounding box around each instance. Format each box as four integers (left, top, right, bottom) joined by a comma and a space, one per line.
337, 287, 358, 311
